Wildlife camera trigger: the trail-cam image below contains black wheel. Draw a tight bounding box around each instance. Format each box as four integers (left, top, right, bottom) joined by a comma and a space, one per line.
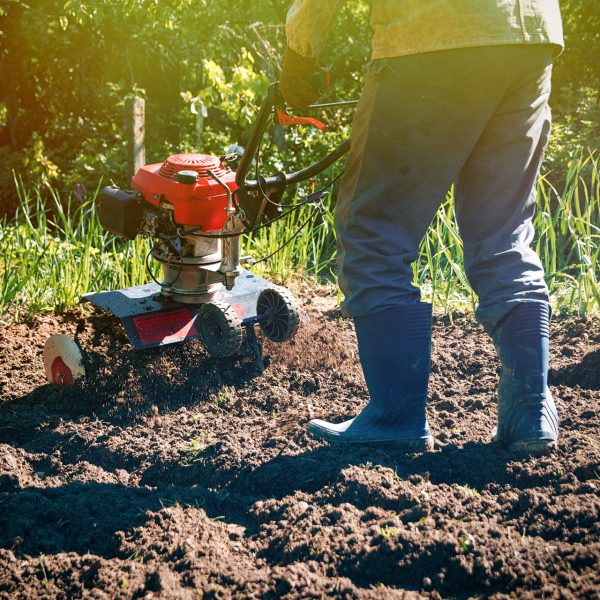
256, 288, 300, 343
197, 301, 243, 357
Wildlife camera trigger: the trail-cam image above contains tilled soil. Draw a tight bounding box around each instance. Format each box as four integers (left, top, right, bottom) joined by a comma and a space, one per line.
0, 286, 599, 599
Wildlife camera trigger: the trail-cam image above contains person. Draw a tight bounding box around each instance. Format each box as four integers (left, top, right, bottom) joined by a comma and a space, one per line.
279, 0, 563, 455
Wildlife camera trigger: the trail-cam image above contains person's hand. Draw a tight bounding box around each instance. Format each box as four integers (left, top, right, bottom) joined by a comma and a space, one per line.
279, 47, 330, 109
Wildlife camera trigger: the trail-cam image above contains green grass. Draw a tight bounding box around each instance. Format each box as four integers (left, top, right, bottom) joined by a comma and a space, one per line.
251, 151, 600, 316
0, 179, 155, 318
1, 152, 598, 321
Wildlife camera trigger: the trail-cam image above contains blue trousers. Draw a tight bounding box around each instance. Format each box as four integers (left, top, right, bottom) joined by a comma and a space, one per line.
335, 45, 554, 332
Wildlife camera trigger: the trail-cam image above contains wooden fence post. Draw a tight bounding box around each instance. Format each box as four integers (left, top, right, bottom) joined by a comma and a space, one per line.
125, 96, 145, 178
191, 97, 207, 150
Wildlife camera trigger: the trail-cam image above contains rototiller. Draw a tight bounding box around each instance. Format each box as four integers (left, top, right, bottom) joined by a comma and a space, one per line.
43, 84, 354, 387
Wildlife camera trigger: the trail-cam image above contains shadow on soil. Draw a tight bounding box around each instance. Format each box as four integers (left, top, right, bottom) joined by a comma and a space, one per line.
0, 440, 529, 560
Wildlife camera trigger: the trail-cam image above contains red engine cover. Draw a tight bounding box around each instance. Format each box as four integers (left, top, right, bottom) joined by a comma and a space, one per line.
131, 153, 238, 230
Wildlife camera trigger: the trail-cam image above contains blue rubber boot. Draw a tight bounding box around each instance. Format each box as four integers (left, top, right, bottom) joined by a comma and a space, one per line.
308, 303, 434, 451
491, 302, 558, 454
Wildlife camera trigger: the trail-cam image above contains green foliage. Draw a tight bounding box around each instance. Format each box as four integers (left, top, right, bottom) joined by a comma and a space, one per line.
547, 1, 600, 180
0, 0, 367, 213
459, 534, 475, 554
0, 178, 154, 318
0, 0, 596, 208
379, 525, 399, 540
1, 154, 598, 320
546, 87, 600, 180
536, 153, 600, 315
0, 1, 598, 319
552, 0, 600, 96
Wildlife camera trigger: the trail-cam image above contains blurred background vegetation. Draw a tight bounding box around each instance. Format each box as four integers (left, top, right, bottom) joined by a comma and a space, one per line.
0, 0, 369, 212
1, 0, 597, 211
0, 0, 598, 318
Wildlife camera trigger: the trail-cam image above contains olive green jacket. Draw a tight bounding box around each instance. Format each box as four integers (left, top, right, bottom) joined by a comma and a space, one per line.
286, 0, 563, 60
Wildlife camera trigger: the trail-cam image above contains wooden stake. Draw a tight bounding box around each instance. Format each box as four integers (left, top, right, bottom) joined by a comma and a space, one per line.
125, 96, 145, 178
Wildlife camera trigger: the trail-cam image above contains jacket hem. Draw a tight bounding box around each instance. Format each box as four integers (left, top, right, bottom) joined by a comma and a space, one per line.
371, 35, 564, 61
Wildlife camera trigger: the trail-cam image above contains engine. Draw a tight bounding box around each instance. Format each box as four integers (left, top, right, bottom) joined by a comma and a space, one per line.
98, 153, 245, 303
